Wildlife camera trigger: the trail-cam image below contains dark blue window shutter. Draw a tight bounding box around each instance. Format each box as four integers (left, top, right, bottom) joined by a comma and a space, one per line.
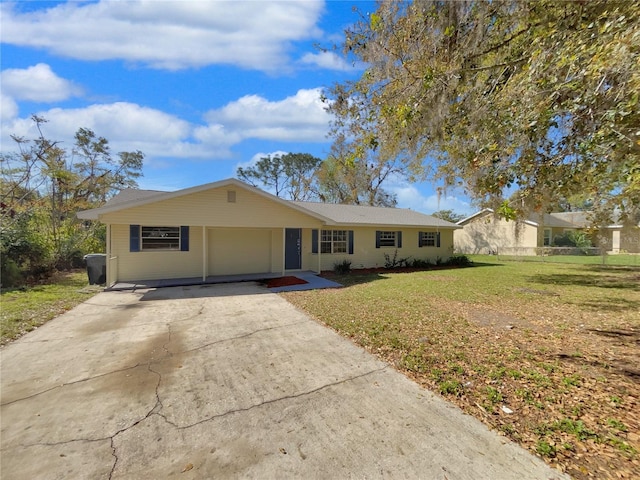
437, 232, 441, 248
130, 225, 140, 252
397, 231, 402, 248
348, 230, 354, 254
180, 226, 189, 251
375, 231, 381, 248
419, 232, 424, 248
312, 229, 318, 254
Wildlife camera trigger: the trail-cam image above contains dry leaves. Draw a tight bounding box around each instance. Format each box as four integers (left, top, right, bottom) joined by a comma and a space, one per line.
284, 262, 640, 479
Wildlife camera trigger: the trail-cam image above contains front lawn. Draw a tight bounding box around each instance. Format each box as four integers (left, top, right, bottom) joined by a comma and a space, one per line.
1, 270, 101, 345
282, 260, 640, 479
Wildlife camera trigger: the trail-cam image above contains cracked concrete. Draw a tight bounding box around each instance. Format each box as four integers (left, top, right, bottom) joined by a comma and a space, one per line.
1, 282, 568, 479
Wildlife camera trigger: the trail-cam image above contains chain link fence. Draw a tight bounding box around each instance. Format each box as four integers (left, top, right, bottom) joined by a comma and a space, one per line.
495, 247, 640, 266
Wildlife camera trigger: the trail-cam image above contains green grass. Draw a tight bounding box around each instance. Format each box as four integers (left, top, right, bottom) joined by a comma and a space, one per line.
1, 271, 100, 345
284, 259, 640, 478
471, 253, 640, 266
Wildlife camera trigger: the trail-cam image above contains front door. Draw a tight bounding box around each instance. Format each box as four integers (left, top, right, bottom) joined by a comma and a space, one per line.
285, 228, 301, 270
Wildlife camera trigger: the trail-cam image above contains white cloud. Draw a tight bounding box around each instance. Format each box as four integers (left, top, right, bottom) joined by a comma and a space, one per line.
1, 1, 325, 72
1, 93, 19, 121
391, 184, 474, 216
236, 150, 290, 171
1, 63, 82, 103
300, 51, 356, 72
205, 88, 330, 142
1, 88, 333, 163
1, 102, 202, 161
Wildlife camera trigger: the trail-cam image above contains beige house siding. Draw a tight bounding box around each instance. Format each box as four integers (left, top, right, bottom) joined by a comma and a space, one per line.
620, 226, 640, 253
101, 186, 325, 283
455, 210, 640, 255
208, 228, 273, 276
314, 227, 454, 271
109, 225, 455, 282
593, 226, 640, 253
455, 215, 538, 254
110, 224, 205, 282
100, 186, 321, 228
110, 225, 292, 283
95, 184, 458, 283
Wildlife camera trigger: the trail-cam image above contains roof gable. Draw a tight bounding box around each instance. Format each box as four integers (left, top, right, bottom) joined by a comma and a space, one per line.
79, 178, 460, 228
459, 208, 635, 229
78, 178, 331, 222
458, 208, 538, 227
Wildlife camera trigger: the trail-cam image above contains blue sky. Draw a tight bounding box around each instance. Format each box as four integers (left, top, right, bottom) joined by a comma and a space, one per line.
1, 0, 473, 215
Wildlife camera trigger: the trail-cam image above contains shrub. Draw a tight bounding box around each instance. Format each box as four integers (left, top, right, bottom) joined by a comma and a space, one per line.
0, 212, 51, 288
333, 259, 352, 274
444, 254, 473, 267
383, 249, 410, 268
409, 258, 433, 268
0, 258, 22, 288
553, 231, 592, 248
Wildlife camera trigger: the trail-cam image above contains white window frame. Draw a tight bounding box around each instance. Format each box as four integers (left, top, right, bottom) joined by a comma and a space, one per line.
420, 231, 437, 247
321, 229, 348, 254
141, 226, 181, 251
379, 231, 397, 247
543, 228, 552, 246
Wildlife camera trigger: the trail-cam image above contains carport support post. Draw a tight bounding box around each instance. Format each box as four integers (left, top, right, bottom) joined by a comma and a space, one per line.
202, 226, 206, 282
106, 224, 112, 286
317, 225, 322, 274
281, 228, 286, 275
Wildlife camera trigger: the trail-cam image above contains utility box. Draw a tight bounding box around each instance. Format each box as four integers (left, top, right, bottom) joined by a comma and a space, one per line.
84, 254, 106, 285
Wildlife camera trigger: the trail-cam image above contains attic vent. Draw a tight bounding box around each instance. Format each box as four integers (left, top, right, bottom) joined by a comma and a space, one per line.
227, 190, 236, 203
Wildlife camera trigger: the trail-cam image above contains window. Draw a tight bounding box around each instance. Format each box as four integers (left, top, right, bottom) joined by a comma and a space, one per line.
321, 230, 348, 254
379, 231, 396, 247
312, 229, 353, 254
419, 231, 440, 247
130, 225, 189, 252
543, 228, 552, 246
141, 226, 181, 250
420, 232, 436, 247
376, 230, 402, 248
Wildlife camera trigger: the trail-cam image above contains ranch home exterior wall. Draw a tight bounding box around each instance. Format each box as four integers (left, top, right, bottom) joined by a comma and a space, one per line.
455, 208, 640, 255
308, 227, 454, 271
455, 213, 537, 255
79, 178, 460, 286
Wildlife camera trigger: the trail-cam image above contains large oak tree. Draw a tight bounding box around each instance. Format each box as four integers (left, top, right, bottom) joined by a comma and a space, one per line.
326, 0, 639, 224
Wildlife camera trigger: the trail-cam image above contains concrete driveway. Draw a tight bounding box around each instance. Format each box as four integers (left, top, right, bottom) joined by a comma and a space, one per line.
1, 282, 566, 479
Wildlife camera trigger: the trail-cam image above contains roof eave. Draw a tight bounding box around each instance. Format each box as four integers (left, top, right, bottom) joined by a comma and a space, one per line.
75, 178, 333, 224
329, 222, 462, 229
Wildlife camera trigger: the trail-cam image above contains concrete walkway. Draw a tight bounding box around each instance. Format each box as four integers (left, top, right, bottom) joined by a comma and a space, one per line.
1, 283, 567, 479
109, 271, 342, 292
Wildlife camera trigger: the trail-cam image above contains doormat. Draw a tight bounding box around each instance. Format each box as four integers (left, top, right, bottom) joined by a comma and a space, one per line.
263, 276, 308, 288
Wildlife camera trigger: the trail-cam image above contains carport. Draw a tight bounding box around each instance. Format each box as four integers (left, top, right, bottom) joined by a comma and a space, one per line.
107, 271, 342, 292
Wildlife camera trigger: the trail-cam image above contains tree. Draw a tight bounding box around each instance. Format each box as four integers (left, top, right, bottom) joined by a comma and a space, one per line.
1, 116, 143, 284
326, 1, 640, 225
316, 133, 398, 207
431, 210, 465, 224
237, 152, 322, 201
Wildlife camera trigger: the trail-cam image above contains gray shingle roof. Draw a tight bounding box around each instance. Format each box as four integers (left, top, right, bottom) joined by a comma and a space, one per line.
293, 201, 459, 228
104, 188, 167, 207
543, 212, 590, 228
460, 208, 625, 229
80, 179, 459, 228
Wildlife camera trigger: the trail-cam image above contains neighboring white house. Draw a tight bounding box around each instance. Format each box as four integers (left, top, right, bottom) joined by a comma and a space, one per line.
78, 178, 460, 287
454, 209, 640, 255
